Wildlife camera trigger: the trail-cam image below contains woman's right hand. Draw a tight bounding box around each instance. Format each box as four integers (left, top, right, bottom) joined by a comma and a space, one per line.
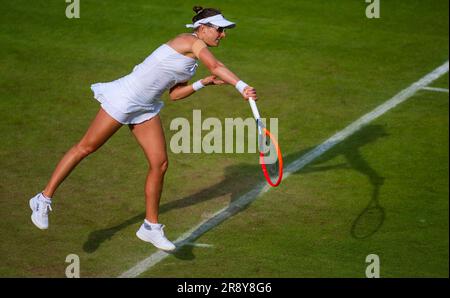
243, 86, 257, 101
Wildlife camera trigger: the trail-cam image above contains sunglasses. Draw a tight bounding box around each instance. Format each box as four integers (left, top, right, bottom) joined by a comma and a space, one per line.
205, 23, 226, 34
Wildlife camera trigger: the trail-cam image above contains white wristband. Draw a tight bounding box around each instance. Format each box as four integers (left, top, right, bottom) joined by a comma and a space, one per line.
235, 80, 248, 95
192, 80, 205, 91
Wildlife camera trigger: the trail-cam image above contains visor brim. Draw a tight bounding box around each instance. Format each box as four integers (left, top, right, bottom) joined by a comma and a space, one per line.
210, 21, 236, 29
208, 20, 236, 29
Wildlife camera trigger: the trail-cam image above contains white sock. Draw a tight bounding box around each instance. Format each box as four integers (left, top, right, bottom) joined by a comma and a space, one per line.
40, 192, 52, 202
144, 219, 161, 227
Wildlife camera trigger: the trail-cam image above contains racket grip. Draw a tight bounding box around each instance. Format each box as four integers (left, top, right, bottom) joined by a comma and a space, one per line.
248, 97, 261, 120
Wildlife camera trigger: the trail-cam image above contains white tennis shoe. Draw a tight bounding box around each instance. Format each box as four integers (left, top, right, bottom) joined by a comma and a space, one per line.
29, 193, 52, 230
136, 220, 176, 251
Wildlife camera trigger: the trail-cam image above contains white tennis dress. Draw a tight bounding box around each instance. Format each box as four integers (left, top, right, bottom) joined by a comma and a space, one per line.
91, 44, 198, 124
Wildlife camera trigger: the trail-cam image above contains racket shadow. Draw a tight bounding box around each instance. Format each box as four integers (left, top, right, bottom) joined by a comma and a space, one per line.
288, 124, 388, 240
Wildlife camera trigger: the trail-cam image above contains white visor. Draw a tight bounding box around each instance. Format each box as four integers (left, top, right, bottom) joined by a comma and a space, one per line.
186, 14, 236, 29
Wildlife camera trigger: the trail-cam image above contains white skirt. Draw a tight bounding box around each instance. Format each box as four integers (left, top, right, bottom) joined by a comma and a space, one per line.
91, 83, 163, 125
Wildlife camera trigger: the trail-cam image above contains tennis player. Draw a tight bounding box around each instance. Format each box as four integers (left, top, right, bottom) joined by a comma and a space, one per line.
29, 6, 257, 251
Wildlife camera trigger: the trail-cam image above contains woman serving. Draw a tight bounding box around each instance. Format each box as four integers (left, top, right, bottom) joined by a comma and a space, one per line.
29, 6, 257, 251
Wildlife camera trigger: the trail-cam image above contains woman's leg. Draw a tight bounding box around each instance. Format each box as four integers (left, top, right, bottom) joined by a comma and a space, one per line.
129, 115, 168, 224
42, 108, 123, 198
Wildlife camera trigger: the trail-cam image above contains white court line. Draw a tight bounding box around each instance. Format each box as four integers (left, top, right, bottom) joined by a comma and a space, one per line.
421, 86, 449, 93
119, 60, 449, 278
184, 243, 214, 248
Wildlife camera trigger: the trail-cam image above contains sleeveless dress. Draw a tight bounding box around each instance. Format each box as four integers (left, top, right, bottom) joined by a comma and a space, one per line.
91, 44, 198, 124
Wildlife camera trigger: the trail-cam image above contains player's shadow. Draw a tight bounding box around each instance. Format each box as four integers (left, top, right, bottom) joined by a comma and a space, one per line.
83, 124, 388, 256
171, 124, 388, 260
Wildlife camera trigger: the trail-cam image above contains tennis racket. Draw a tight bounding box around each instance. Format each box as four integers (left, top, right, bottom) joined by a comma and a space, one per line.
248, 98, 283, 187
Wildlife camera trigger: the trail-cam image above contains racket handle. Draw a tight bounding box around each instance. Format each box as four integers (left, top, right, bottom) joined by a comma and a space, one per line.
249, 97, 264, 151
248, 97, 261, 120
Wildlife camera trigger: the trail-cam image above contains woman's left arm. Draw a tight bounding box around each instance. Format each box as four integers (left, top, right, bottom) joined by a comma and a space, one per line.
168, 75, 225, 101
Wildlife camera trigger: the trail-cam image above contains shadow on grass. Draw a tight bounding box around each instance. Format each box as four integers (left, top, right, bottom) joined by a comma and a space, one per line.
309, 124, 387, 239
83, 124, 388, 255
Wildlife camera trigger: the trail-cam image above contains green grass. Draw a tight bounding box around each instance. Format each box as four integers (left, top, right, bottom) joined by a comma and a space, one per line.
141, 90, 449, 278
0, 0, 448, 277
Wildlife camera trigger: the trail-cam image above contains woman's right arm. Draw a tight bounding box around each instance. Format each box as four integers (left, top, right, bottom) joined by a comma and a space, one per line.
196, 45, 257, 100
198, 47, 239, 85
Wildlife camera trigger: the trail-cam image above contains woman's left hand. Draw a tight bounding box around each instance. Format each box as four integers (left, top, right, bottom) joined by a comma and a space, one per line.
201, 75, 226, 86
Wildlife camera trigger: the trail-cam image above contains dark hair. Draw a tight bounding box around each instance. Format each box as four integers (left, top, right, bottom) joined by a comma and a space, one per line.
192, 6, 221, 23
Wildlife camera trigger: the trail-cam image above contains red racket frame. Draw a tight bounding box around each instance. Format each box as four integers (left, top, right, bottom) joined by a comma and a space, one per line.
259, 127, 283, 187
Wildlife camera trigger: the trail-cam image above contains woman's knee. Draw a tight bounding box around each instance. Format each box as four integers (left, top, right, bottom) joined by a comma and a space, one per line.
150, 158, 169, 174
159, 158, 169, 173
74, 141, 98, 158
